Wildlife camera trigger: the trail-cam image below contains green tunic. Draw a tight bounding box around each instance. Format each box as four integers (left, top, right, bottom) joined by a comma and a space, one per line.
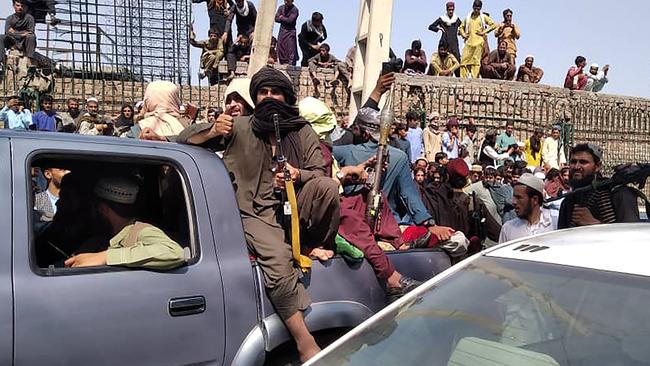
106, 222, 185, 270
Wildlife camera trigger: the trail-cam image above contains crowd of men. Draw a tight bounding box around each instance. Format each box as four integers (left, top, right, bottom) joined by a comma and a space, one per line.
184, 0, 613, 94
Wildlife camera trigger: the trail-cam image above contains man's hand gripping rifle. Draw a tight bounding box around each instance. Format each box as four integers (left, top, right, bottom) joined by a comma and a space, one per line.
365, 87, 394, 233
273, 114, 312, 272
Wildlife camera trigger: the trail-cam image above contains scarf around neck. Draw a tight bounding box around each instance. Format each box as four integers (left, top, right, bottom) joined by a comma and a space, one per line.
440, 14, 459, 26
464, 12, 486, 35
251, 99, 308, 169
306, 20, 325, 42
236, 1, 249, 17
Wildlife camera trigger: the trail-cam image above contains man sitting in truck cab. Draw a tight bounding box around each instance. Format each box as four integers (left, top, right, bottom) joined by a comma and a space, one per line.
178, 66, 340, 362
64, 176, 186, 270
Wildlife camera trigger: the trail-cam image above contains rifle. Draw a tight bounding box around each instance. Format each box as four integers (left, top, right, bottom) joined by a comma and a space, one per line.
545, 163, 650, 213
471, 191, 486, 245
273, 114, 311, 272
365, 86, 394, 233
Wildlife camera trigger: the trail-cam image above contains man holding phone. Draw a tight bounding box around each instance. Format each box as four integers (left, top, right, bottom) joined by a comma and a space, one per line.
0, 96, 33, 130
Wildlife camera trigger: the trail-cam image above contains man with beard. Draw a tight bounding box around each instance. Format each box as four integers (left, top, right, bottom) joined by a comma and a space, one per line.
178, 66, 339, 362
470, 166, 502, 244
428, 41, 460, 77
423, 113, 443, 162
190, 28, 224, 86
57, 98, 80, 130
34, 167, 70, 221
64, 176, 186, 270
428, 2, 462, 76
499, 173, 556, 243
516, 55, 544, 83
275, 0, 299, 66
77, 97, 112, 136
584, 63, 609, 92
481, 40, 516, 80
459, 0, 496, 79
298, 12, 327, 67
558, 143, 639, 229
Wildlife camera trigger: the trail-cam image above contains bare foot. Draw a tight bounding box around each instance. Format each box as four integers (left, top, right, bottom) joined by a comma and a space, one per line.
398, 244, 410, 251
309, 247, 334, 261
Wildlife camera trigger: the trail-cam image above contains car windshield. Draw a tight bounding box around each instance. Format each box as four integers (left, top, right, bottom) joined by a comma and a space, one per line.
313, 257, 650, 366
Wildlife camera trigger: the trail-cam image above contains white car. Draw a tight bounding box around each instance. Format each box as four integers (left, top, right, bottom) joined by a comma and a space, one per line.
306, 223, 650, 366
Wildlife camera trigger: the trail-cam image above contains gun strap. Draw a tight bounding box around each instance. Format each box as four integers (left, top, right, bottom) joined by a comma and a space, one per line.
285, 180, 312, 272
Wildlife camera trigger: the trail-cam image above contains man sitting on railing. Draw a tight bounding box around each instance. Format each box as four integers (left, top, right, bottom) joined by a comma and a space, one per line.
1, 0, 37, 77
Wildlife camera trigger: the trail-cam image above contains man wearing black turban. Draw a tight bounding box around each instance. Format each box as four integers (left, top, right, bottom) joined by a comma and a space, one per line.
178, 66, 339, 362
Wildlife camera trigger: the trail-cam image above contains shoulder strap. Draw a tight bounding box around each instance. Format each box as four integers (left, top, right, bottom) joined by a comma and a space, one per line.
123, 222, 154, 247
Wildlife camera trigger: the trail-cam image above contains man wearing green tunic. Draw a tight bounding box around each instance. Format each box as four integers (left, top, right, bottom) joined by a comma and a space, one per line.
64, 176, 185, 270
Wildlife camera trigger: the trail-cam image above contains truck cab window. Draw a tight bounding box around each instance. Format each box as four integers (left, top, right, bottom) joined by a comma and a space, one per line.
30, 157, 195, 272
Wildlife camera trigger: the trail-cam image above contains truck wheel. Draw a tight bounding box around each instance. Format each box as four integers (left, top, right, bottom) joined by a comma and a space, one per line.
263, 327, 351, 366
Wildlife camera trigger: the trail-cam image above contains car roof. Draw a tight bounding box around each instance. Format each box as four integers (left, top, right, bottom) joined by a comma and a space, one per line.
486, 223, 650, 277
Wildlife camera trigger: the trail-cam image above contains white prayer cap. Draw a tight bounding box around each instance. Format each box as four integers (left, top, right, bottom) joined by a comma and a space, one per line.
517, 173, 544, 195
516, 141, 525, 148
525, 54, 534, 60
590, 63, 599, 69
86, 97, 99, 104
94, 176, 139, 204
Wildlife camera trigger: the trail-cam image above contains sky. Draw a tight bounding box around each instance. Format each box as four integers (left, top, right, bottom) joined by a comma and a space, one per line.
190, 0, 649, 98
1, 0, 647, 98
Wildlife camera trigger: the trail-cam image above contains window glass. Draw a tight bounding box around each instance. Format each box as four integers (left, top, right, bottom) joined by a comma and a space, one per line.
30, 156, 195, 272
316, 258, 650, 366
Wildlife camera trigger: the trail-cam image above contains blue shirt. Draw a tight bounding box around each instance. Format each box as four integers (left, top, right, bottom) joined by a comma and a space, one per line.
405, 127, 423, 163
33, 110, 58, 131
496, 132, 516, 153
441, 131, 460, 159
333, 142, 432, 225
0, 106, 33, 130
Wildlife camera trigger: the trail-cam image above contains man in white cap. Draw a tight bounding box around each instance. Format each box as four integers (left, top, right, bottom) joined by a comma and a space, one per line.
584, 63, 609, 92
499, 172, 557, 243
77, 97, 112, 135
64, 176, 185, 270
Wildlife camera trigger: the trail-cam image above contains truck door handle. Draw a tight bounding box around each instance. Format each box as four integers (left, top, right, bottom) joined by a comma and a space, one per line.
169, 296, 206, 317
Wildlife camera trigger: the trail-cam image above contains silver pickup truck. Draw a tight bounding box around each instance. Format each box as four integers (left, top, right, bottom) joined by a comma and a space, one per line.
0, 130, 451, 366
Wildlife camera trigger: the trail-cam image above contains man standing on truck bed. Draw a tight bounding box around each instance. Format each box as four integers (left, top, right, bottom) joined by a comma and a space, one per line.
178, 66, 340, 362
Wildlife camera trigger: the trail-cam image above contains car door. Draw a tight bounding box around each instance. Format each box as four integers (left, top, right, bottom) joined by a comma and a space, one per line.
11, 137, 226, 365
0, 138, 13, 365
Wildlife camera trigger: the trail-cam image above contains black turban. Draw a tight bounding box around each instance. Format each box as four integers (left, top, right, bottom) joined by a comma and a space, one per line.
249, 66, 297, 106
